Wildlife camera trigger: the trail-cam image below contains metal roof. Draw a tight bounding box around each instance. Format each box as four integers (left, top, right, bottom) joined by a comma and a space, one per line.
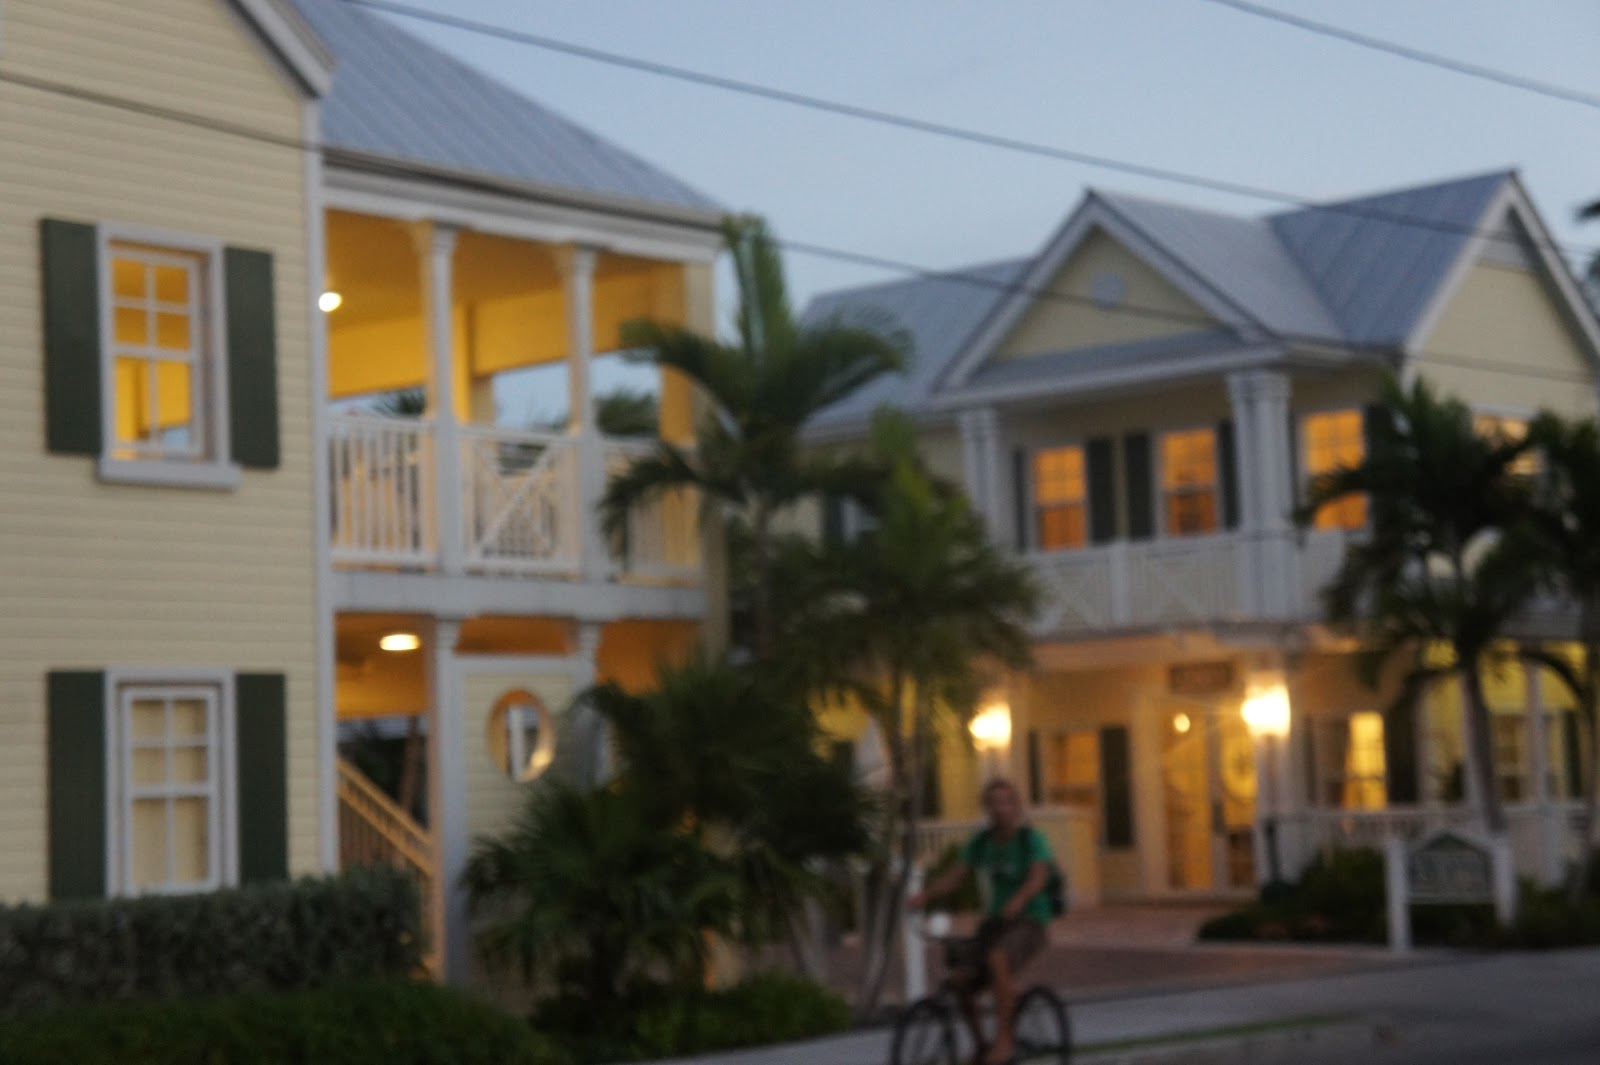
1270, 171, 1510, 346
802, 172, 1518, 426
805, 259, 1029, 431
289, 0, 720, 213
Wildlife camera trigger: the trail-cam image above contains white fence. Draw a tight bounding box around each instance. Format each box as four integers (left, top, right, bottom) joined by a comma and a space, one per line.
329, 413, 435, 567
602, 438, 700, 582
461, 425, 580, 576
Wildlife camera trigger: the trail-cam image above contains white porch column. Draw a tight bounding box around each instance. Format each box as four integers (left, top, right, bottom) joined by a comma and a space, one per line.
958, 407, 1008, 545
571, 621, 609, 782
414, 222, 465, 575
424, 617, 470, 984
559, 246, 608, 582
1226, 371, 1294, 618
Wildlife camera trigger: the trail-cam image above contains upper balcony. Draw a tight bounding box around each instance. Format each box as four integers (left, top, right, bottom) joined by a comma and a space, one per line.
321, 211, 710, 618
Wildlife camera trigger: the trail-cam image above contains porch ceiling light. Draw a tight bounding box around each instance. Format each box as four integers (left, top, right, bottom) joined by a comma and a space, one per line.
1172, 711, 1191, 735
379, 632, 421, 653
1241, 684, 1291, 739
969, 702, 1012, 751
319, 290, 343, 313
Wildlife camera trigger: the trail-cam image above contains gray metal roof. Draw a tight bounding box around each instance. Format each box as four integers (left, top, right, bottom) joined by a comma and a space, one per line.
803, 172, 1518, 427
289, 0, 720, 213
962, 328, 1243, 391
1095, 192, 1342, 339
1270, 171, 1510, 346
805, 259, 1028, 431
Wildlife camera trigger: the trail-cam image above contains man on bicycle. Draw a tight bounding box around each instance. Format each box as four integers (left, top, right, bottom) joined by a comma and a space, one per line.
909, 778, 1053, 1065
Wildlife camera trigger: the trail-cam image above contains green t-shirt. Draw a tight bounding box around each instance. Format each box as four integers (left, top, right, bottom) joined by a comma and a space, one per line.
960, 825, 1054, 924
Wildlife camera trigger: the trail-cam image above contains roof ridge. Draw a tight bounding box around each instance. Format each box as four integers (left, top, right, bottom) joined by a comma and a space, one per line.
1089, 187, 1260, 225
1269, 168, 1515, 219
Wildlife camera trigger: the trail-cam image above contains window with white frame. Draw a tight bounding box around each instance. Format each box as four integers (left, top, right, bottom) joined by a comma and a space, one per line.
103, 234, 228, 475
114, 677, 234, 896
1032, 445, 1088, 550
1302, 410, 1367, 531
1492, 713, 1529, 802
1159, 429, 1218, 536
1309, 713, 1386, 810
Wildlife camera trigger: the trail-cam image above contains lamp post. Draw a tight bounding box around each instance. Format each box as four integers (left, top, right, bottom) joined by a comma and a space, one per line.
969, 700, 1013, 782
1242, 683, 1292, 900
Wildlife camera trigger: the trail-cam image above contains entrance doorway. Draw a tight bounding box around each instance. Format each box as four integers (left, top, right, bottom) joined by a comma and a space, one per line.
1159, 702, 1256, 893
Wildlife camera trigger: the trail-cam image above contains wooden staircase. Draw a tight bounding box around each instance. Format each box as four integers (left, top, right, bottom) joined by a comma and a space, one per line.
336, 756, 439, 974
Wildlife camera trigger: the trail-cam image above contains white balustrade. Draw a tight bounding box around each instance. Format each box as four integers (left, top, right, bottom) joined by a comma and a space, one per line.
329, 413, 436, 567
602, 438, 700, 583
460, 425, 580, 575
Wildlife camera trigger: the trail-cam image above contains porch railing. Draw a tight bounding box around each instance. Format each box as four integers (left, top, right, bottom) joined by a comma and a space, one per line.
329, 413, 435, 567
1030, 535, 1244, 634
336, 756, 438, 974
461, 425, 580, 576
913, 806, 1100, 909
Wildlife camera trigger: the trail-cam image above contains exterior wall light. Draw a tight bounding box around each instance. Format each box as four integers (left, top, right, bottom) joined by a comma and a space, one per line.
1241, 684, 1291, 738
969, 702, 1013, 751
319, 290, 343, 313
379, 632, 420, 652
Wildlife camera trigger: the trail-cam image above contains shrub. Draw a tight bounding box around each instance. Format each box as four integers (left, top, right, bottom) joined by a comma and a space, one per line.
0, 981, 569, 1065
0, 868, 422, 1015
534, 973, 851, 1063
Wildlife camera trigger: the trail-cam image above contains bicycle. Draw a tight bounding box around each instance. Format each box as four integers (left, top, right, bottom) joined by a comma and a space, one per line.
890, 912, 1072, 1065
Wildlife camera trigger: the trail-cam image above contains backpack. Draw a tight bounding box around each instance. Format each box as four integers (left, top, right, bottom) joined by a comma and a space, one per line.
974, 825, 1068, 918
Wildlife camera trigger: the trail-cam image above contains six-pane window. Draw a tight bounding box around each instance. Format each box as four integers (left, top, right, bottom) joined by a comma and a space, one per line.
1160, 429, 1218, 536
108, 242, 213, 463
1032, 445, 1088, 550
118, 683, 225, 895
1302, 409, 1367, 531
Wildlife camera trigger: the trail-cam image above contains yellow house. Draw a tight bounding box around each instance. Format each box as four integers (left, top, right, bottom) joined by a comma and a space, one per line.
803, 172, 1600, 904
0, 0, 330, 901
285, 0, 724, 982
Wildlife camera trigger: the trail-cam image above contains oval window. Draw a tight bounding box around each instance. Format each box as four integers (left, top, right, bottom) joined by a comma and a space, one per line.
486, 689, 556, 783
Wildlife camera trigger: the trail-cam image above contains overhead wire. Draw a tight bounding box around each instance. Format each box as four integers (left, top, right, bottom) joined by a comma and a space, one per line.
341, 0, 1600, 267
0, 49, 1595, 388
1197, 0, 1600, 113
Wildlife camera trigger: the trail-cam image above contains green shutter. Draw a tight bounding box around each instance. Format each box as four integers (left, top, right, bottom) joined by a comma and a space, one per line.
1123, 433, 1154, 541
41, 220, 103, 457
1217, 419, 1240, 530
1286, 411, 1301, 510
225, 248, 280, 470
48, 671, 107, 900
1012, 448, 1029, 551
236, 673, 289, 883
1086, 437, 1117, 544
1026, 730, 1042, 805
1563, 711, 1583, 801
1384, 699, 1420, 804
1099, 725, 1135, 849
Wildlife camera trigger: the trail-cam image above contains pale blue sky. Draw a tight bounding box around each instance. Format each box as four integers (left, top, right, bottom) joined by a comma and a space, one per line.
379, 1, 1600, 419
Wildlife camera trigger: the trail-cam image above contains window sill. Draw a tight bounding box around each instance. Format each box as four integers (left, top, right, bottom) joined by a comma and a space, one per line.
97, 457, 242, 491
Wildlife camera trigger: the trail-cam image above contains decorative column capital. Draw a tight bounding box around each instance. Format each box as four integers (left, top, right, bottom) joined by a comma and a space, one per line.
554, 243, 599, 282
1227, 368, 1292, 408
957, 406, 1000, 440
408, 219, 460, 260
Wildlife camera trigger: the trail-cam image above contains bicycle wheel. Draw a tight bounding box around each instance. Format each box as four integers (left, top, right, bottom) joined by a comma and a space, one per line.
1013, 986, 1072, 1064
890, 996, 958, 1065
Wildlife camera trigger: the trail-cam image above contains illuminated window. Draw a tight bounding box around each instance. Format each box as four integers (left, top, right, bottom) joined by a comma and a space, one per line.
114, 678, 232, 896
1493, 714, 1528, 802
1302, 410, 1366, 530
108, 242, 214, 462
1310, 712, 1386, 810
1032, 446, 1087, 550
1160, 429, 1218, 536
1474, 413, 1539, 477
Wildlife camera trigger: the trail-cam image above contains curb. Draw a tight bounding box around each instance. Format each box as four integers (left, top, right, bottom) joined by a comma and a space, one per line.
1078, 1014, 1387, 1065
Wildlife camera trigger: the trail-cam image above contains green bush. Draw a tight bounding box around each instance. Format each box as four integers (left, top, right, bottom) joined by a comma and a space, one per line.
0, 981, 569, 1065
0, 868, 422, 1015
535, 973, 851, 1063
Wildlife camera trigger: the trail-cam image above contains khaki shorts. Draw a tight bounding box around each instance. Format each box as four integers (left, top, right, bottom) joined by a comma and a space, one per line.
948, 917, 1046, 989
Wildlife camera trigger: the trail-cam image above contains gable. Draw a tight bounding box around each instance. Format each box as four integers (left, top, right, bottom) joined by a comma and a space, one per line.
1416, 244, 1599, 418
991, 228, 1221, 363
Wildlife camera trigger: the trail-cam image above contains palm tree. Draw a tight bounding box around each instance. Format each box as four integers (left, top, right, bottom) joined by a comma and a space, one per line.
1296, 375, 1537, 836
595, 387, 659, 438
1521, 412, 1600, 896
1580, 198, 1600, 301
780, 408, 1039, 1013
600, 215, 908, 658
586, 658, 874, 978
464, 780, 741, 1024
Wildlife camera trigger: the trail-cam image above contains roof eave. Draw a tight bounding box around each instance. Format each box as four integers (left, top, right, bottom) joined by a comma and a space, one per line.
231, 0, 336, 98
325, 146, 728, 235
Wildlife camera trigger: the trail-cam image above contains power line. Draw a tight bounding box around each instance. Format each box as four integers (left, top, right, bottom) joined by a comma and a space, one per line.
342, 0, 1599, 266
1199, 0, 1600, 112
2, 59, 1594, 388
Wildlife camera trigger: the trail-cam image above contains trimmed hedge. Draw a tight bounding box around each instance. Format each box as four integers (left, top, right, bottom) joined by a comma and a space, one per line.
0, 981, 569, 1065
0, 868, 422, 1015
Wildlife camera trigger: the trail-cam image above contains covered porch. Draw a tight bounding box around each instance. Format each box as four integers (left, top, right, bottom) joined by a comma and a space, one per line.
322, 210, 708, 584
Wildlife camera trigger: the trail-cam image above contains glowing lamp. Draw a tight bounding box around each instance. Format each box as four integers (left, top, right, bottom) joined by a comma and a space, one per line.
1173, 711, 1191, 735
1241, 684, 1291, 739
319, 290, 343, 313
969, 702, 1013, 751
379, 632, 420, 653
